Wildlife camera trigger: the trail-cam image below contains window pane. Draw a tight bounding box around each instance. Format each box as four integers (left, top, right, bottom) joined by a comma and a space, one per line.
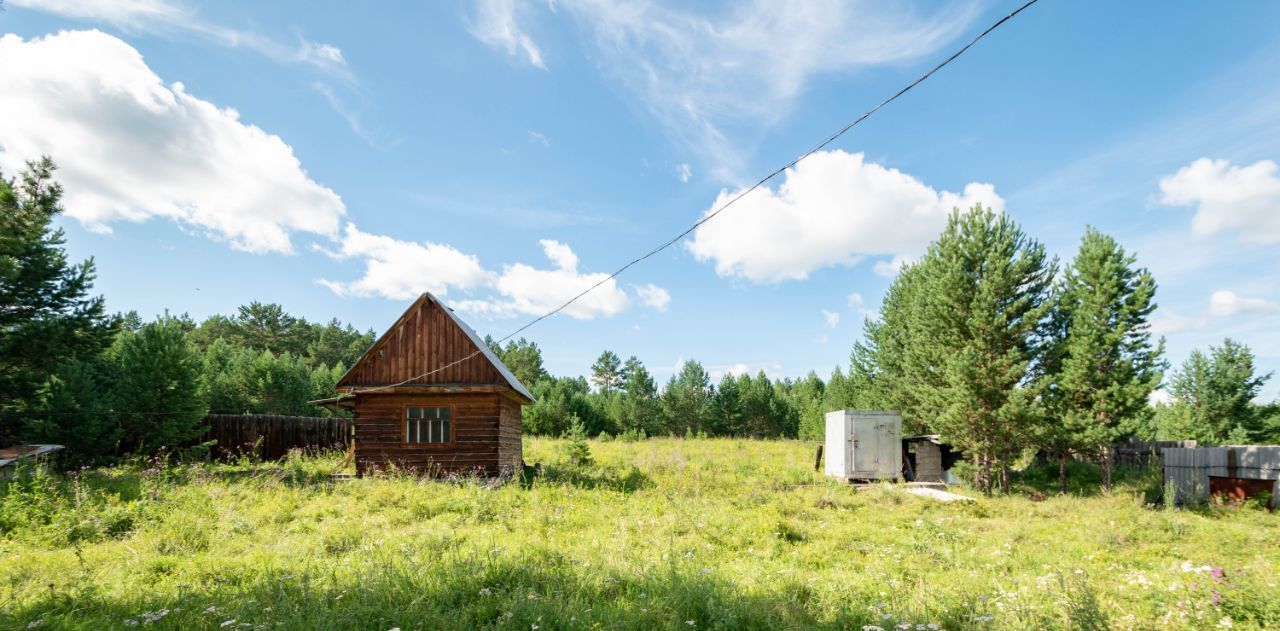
437, 407, 451, 420
441, 420, 451, 443
409, 407, 422, 419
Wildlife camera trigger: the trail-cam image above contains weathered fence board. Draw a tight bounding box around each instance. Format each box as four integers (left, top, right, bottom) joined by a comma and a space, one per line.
1114, 439, 1197, 468
1163, 446, 1280, 506
202, 415, 352, 460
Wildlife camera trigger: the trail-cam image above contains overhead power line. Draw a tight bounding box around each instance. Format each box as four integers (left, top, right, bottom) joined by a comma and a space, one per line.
353, 0, 1042, 395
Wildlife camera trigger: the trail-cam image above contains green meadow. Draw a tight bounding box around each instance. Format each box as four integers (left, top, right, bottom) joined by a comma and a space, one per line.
1, 438, 1276, 630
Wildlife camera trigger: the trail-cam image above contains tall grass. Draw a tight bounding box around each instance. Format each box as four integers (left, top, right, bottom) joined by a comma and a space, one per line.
1, 438, 1276, 630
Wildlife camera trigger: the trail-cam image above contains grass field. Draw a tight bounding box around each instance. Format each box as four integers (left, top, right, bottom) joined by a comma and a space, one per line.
1, 438, 1277, 630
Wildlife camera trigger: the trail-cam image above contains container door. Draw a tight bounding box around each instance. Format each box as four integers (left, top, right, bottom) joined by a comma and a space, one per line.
876, 420, 900, 478
853, 421, 878, 475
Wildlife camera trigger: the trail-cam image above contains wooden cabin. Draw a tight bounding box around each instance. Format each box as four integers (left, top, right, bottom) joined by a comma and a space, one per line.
318, 293, 534, 477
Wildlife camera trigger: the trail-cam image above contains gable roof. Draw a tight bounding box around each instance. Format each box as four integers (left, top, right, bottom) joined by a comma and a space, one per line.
335, 293, 534, 403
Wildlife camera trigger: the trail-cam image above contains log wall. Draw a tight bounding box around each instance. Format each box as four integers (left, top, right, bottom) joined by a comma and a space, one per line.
498, 396, 522, 473
352, 392, 506, 476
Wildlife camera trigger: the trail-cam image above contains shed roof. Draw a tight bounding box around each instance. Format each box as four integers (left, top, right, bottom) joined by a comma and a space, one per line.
335, 293, 534, 404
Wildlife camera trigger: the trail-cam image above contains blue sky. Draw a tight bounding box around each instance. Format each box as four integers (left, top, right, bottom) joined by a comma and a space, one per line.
1, 0, 1278, 399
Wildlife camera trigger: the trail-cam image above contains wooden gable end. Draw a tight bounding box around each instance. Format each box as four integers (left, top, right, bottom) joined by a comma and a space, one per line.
337, 295, 504, 389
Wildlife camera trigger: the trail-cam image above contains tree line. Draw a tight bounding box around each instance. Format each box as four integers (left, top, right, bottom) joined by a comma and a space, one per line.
1, 159, 374, 464
3, 160, 1276, 483
481, 338, 862, 442
489, 207, 1278, 496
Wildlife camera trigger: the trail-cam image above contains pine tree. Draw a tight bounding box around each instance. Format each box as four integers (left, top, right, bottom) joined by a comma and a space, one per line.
1160, 339, 1271, 443
499, 338, 549, 387
861, 207, 1056, 494
850, 262, 931, 433
619, 356, 660, 435
0, 158, 114, 443
589, 350, 623, 393
113, 318, 208, 455
709, 373, 743, 435
1045, 228, 1164, 492
661, 360, 713, 435
24, 358, 121, 464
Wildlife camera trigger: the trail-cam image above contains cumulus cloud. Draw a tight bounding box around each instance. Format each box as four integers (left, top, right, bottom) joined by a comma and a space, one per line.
10, 0, 352, 79
1208, 290, 1278, 317
686, 150, 1004, 283
677, 163, 692, 183
633, 283, 671, 312
316, 223, 490, 300
0, 30, 347, 253
1159, 157, 1280, 245
1150, 289, 1277, 334
469, 0, 547, 69
450, 240, 632, 320
847, 292, 863, 309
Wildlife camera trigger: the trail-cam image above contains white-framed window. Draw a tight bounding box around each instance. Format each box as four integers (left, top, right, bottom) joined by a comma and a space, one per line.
405, 406, 452, 444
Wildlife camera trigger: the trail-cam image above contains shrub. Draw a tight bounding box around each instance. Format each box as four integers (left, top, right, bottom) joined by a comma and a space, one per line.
559, 415, 593, 467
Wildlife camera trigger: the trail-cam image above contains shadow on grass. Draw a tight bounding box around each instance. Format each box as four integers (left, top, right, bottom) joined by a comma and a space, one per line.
2, 553, 1006, 631
1009, 460, 1162, 500
522, 463, 652, 493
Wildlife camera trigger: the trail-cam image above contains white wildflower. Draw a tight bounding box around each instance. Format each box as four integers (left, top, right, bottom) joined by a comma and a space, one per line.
862, 626, 885, 631
1219, 617, 1233, 628
479, 588, 492, 596
221, 621, 237, 628
27, 621, 44, 630
686, 621, 696, 626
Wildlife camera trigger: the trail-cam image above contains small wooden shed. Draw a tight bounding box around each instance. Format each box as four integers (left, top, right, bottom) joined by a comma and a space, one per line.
319, 293, 534, 477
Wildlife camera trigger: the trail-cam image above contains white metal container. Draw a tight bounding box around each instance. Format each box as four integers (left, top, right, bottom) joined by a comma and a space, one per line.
824, 410, 902, 480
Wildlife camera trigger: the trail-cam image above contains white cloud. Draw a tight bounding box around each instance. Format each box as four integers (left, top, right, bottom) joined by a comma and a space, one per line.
725, 363, 752, 377
527, 130, 550, 146
0, 30, 346, 253
873, 254, 916, 278
558, 0, 979, 177
686, 150, 1004, 283
316, 223, 490, 299
10, 0, 352, 79
468, 0, 547, 69
633, 283, 671, 312
846, 292, 863, 309
821, 309, 840, 329
1148, 389, 1172, 406
1208, 290, 1278, 317
677, 163, 692, 183
1159, 157, 1280, 245
9, 0, 182, 27
1150, 289, 1277, 335
1149, 310, 1208, 336
452, 240, 630, 320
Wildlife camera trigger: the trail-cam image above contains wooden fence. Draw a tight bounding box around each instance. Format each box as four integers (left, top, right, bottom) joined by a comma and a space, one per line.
1163, 446, 1280, 506
1114, 439, 1197, 468
202, 414, 352, 460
